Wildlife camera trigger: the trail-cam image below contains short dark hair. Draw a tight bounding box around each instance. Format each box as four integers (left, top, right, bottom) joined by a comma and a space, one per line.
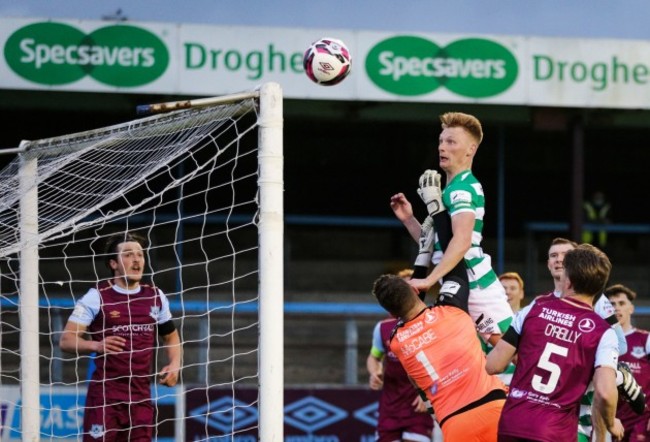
548, 237, 578, 252
550, 237, 578, 249
604, 284, 637, 302
563, 244, 611, 297
104, 231, 148, 270
372, 274, 417, 318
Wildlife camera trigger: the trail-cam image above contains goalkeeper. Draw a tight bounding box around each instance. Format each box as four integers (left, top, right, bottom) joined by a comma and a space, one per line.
391, 111, 512, 346
372, 266, 506, 441
60, 231, 182, 442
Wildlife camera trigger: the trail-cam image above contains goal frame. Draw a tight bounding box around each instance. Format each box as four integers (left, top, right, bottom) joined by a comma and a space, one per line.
5, 82, 284, 441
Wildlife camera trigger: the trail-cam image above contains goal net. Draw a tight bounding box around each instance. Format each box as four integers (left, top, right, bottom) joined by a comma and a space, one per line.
0, 83, 283, 441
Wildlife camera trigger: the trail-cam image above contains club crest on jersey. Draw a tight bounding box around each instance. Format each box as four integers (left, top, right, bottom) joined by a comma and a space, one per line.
90, 424, 104, 439
631, 346, 646, 358
150, 305, 160, 320
578, 318, 596, 333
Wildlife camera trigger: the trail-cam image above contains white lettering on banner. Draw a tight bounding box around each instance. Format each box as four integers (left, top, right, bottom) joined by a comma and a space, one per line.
5, 18, 650, 107
42, 406, 84, 430
19, 38, 155, 69
377, 51, 506, 81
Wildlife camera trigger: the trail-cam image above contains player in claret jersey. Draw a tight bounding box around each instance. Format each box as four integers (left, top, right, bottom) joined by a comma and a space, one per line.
487, 244, 624, 442
60, 231, 182, 442
606, 283, 650, 441
539, 237, 637, 441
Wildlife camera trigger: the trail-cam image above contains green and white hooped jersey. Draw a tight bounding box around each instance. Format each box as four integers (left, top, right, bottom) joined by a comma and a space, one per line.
432, 170, 498, 289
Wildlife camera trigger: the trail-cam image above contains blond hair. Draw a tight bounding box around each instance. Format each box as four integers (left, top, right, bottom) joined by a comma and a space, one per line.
499, 272, 524, 290
440, 112, 483, 145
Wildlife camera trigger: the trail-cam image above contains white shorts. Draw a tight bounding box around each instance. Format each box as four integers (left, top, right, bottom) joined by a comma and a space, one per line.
467, 280, 514, 342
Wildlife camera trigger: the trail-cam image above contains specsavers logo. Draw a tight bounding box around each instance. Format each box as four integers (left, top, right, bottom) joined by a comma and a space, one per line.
4, 22, 169, 87
366, 35, 518, 98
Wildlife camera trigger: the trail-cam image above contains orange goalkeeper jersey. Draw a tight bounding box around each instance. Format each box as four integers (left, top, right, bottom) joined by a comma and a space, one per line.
390, 305, 505, 423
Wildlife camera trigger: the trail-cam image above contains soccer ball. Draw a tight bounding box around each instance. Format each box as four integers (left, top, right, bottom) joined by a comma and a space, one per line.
303, 38, 352, 86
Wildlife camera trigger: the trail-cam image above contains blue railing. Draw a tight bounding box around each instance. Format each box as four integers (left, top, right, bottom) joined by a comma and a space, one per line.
0, 297, 386, 384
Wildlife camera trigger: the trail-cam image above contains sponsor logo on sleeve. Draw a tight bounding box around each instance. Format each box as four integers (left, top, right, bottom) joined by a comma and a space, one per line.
450, 190, 472, 204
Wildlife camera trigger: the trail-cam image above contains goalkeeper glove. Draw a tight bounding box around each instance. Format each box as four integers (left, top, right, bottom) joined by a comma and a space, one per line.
618, 361, 646, 415
417, 169, 446, 216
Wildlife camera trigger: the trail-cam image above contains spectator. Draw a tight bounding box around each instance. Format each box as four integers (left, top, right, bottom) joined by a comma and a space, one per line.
583, 191, 611, 249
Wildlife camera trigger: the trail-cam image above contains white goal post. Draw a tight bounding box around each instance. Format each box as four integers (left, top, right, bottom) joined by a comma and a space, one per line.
0, 82, 283, 441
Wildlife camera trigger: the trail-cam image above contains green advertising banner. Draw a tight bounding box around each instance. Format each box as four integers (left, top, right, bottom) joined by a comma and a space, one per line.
2, 17, 650, 109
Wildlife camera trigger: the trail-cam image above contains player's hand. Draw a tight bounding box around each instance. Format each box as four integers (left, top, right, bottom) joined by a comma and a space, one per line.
618, 361, 646, 415
97, 336, 126, 354
390, 193, 414, 223
417, 170, 446, 216
414, 215, 434, 267
158, 363, 180, 387
369, 372, 383, 390
608, 418, 624, 440
408, 277, 433, 292
412, 395, 428, 413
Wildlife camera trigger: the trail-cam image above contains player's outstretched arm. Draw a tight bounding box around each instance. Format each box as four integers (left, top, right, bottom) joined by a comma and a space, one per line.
485, 337, 517, 375
593, 365, 624, 441
390, 193, 421, 243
